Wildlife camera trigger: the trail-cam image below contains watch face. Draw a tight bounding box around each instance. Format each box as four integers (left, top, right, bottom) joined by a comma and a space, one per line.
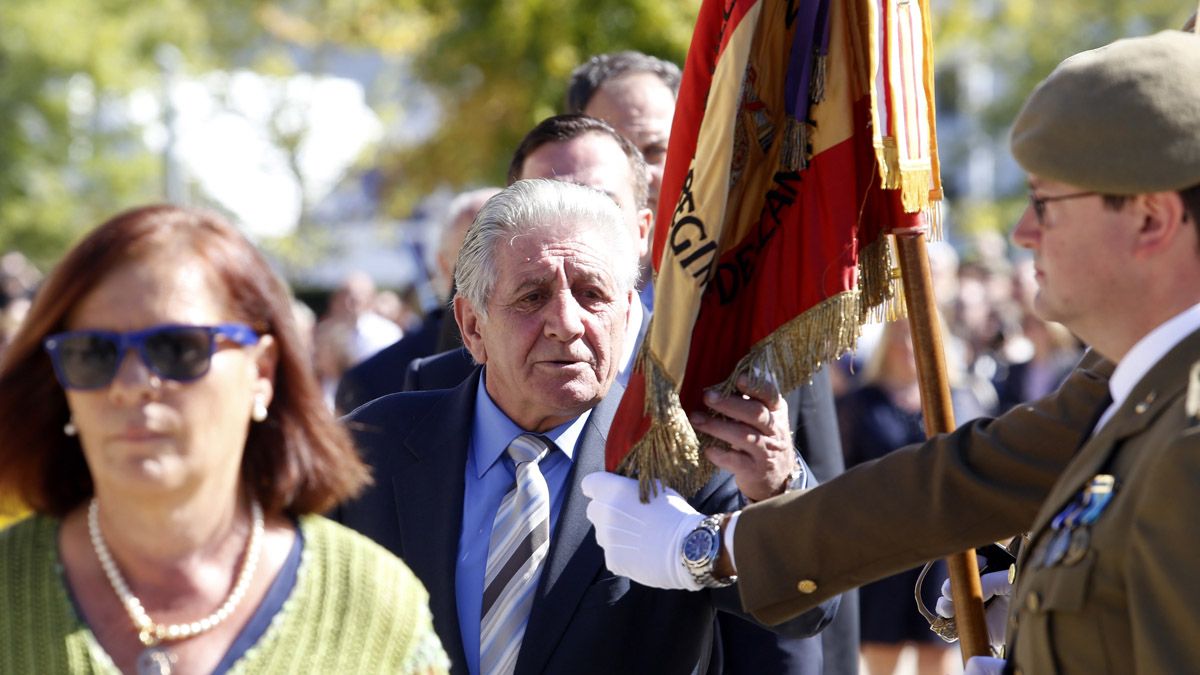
682, 529, 714, 564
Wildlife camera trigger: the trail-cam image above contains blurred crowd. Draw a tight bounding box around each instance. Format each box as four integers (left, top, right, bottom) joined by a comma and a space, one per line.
0, 252, 42, 357
834, 235, 1083, 418
0, 231, 1083, 427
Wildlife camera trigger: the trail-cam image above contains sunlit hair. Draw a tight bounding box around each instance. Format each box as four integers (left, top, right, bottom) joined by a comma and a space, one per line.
0, 205, 369, 518
454, 179, 639, 320
860, 315, 968, 388
566, 50, 682, 114
507, 114, 650, 209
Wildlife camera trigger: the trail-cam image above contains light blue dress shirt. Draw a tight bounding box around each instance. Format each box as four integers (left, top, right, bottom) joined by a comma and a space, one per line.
639, 278, 654, 313
455, 371, 589, 675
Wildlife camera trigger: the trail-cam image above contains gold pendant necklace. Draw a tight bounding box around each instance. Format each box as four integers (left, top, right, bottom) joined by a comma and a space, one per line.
88, 498, 264, 674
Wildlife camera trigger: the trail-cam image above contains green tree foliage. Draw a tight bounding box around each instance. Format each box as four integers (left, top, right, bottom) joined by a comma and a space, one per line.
376, 0, 698, 215
0, 0, 263, 266
937, 2, 1190, 125
931, 0, 1191, 237
6, 0, 1189, 264
381, 0, 1190, 225
0, 0, 421, 267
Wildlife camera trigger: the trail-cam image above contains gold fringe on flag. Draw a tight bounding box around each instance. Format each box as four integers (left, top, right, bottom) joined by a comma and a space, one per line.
857, 233, 904, 323
717, 292, 862, 402
620, 231, 905, 501
899, 166, 933, 213
876, 137, 901, 190
616, 347, 712, 501
924, 201, 943, 241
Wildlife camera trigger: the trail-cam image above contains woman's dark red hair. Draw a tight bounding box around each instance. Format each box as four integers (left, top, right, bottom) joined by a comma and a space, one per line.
0, 205, 369, 517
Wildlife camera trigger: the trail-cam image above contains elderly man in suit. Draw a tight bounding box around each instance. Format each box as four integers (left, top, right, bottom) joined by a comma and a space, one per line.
409, 114, 843, 496
405, 116, 651, 387
405, 113, 846, 673
337, 179, 833, 675
404, 113, 838, 674
584, 29, 1200, 675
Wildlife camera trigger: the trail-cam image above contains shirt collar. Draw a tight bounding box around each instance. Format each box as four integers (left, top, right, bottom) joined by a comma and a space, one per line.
638, 280, 654, 313
1108, 302, 1200, 413
471, 370, 587, 479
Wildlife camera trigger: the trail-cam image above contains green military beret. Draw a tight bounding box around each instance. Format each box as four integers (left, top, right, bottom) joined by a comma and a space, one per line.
1010, 30, 1200, 194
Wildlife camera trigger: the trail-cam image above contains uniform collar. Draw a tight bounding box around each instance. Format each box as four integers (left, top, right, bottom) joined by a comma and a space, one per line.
1097, 302, 1200, 431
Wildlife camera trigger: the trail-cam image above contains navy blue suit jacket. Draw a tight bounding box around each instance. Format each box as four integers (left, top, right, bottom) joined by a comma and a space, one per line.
402, 355, 854, 674
335, 307, 445, 414
337, 374, 834, 675
385, 298, 854, 675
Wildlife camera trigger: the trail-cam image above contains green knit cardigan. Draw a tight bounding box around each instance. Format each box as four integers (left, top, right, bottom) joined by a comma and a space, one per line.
0, 514, 450, 674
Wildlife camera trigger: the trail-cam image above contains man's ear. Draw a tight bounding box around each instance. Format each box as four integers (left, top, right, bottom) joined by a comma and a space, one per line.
636, 207, 654, 261
454, 295, 487, 364
1134, 191, 1188, 258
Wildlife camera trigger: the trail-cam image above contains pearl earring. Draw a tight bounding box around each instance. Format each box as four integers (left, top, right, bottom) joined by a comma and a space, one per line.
252, 395, 268, 422
64, 417, 77, 436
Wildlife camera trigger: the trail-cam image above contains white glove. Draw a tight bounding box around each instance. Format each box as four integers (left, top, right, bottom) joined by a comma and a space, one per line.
964, 656, 1007, 675
580, 472, 705, 591
936, 569, 1012, 649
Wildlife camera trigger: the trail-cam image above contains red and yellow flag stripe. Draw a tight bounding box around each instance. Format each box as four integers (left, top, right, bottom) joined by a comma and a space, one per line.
609, 0, 942, 496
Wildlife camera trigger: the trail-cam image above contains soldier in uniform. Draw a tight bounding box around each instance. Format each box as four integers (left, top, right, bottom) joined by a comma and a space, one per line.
582, 29, 1200, 674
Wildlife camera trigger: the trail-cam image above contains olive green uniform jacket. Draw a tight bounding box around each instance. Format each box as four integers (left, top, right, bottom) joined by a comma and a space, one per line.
1006, 330, 1200, 674
733, 344, 1200, 673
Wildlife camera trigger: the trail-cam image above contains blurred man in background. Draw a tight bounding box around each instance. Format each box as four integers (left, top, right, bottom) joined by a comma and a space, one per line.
336, 188, 499, 413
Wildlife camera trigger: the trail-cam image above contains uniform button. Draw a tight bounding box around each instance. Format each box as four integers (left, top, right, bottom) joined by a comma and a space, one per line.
796, 579, 817, 594
1025, 592, 1041, 612
1136, 391, 1156, 414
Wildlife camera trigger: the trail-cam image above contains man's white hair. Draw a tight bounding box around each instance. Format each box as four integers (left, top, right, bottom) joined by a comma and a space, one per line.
455, 179, 639, 318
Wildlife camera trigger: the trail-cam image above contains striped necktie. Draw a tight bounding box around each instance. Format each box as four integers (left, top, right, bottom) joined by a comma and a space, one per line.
479, 433, 554, 675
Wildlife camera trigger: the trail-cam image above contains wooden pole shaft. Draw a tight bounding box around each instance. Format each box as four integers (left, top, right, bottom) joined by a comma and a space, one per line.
894, 232, 992, 663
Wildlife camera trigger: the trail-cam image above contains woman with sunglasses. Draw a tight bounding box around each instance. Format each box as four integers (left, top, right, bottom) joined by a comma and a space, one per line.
0, 205, 449, 674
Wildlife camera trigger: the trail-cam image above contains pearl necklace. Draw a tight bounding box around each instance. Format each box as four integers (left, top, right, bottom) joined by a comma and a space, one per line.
87, 498, 264, 648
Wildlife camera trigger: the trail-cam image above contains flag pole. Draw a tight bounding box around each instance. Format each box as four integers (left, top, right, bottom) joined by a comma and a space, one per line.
894, 229, 991, 662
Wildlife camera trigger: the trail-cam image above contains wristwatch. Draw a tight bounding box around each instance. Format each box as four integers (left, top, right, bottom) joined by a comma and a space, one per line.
681, 515, 737, 588
785, 450, 807, 490
747, 451, 807, 504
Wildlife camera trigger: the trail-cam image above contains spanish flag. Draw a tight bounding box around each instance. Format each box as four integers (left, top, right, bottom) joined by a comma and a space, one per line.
608, 0, 942, 497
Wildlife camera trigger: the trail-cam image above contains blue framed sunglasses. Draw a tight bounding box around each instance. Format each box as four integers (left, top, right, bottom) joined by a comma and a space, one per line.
43, 323, 260, 391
